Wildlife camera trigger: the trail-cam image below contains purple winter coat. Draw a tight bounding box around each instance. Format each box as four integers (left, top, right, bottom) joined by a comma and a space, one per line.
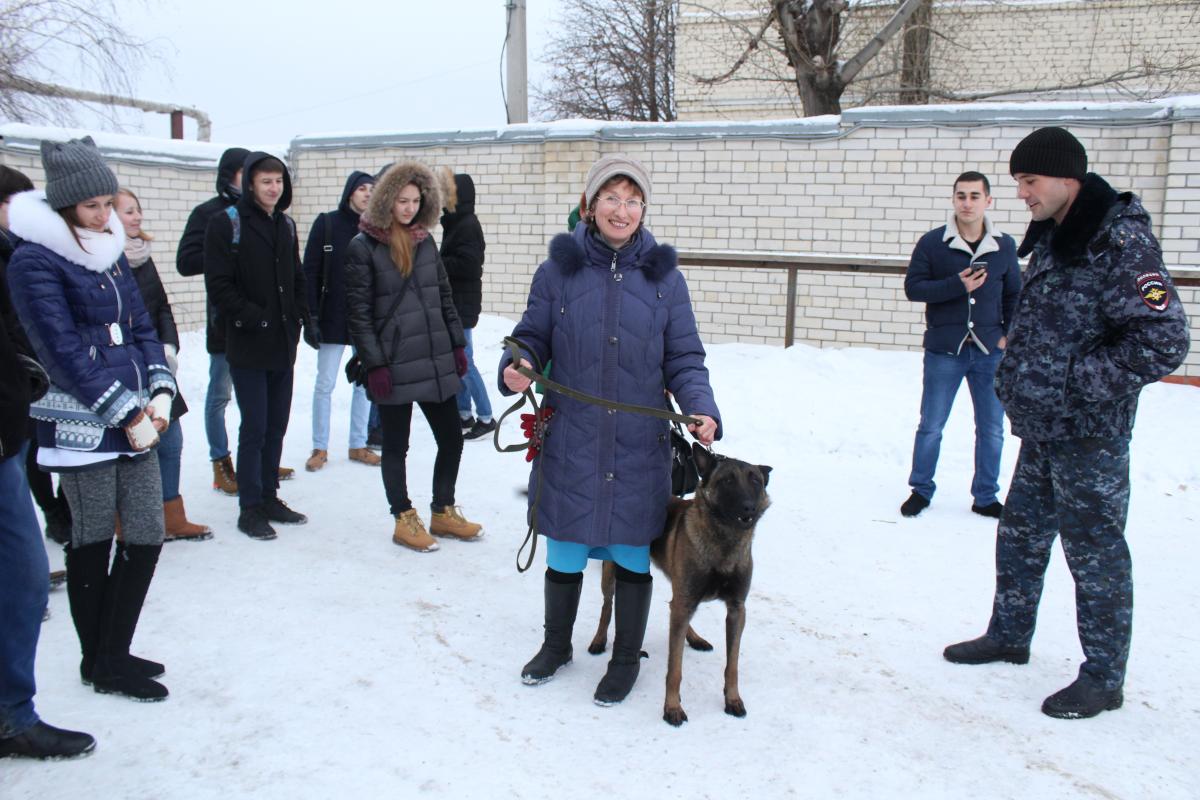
499, 224, 721, 548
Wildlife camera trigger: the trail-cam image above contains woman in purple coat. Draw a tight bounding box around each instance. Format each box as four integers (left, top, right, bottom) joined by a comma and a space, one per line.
501, 155, 720, 706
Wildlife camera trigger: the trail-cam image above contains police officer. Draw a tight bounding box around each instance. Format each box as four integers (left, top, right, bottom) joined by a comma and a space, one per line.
943, 127, 1191, 719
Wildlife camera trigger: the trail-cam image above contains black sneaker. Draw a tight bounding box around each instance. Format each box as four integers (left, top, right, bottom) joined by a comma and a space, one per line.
460, 415, 476, 431
237, 506, 277, 540
972, 501, 1004, 518
1042, 675, 1124, 719
262, 497, 307, 525
0, 721, 95, 760
464, 418, 498, 441
900, 492, 930, 517
943, 635, 1030, 665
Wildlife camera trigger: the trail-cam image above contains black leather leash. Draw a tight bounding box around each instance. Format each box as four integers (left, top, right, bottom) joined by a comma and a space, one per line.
494, 336, 702, 572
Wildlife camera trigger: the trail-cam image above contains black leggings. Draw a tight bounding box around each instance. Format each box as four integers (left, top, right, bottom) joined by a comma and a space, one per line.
379, 397, 463, 516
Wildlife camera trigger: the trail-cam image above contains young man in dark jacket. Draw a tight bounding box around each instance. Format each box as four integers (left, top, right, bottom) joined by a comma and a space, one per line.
0, 168, 95, 760
900, 171, 1020, 519
439, 172, 494, 440
302, 170, 378, 471
205, 154, 318, 540
944, 128, 1191, 719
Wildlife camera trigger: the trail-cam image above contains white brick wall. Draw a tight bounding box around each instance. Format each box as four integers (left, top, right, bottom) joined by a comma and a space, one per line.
5, 100, 1198, 376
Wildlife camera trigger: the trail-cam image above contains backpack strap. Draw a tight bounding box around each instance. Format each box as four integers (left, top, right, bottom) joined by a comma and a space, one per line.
224, 205, 240, 254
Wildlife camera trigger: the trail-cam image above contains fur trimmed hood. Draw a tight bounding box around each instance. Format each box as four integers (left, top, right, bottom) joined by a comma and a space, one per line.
1017, 173, 1125, 260
7, 190, 124, 273
548, 223, 677, 282
362, 160, 441, 232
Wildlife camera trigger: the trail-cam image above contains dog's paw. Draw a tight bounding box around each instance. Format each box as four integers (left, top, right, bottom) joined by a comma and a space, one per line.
586, 641, 606, 655
663, 706, 688, 727
724, 698, 747, 718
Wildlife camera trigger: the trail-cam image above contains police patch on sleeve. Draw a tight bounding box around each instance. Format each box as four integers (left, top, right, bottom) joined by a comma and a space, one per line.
1136, 272, 1170, 312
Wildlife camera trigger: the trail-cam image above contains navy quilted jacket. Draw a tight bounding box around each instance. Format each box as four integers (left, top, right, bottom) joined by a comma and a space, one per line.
6, 193, 173, 458
499, 224, 721, 548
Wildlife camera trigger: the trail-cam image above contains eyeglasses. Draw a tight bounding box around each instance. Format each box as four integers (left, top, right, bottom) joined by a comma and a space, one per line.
596, 195, 646, 213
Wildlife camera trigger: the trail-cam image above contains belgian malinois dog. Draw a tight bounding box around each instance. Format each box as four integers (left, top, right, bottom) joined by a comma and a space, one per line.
588, 443, 772, 726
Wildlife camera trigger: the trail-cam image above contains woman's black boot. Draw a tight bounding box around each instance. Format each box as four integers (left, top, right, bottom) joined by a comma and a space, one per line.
65, 540, 111, 685
594, 571, 652, 706
92, 543, 168, 702
521, 570, 583, 685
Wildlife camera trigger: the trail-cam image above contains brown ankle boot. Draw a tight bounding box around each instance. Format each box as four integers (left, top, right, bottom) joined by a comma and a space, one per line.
163, 497, 213, 542
212, 456, 237, 496
305, 449, 328, 472
348, 447, 381, 466
393, 510, 438, 552
430, 506, 483, 540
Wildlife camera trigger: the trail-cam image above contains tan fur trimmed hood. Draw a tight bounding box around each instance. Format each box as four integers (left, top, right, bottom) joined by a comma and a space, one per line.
362, 160, 441, 231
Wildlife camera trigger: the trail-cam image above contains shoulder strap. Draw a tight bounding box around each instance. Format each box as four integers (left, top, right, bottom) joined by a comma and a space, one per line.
224, 206, 240, 252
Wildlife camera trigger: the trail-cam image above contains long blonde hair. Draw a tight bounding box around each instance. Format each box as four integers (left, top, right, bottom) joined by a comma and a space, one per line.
116, 188, 153, 241
388, 224, 414, 277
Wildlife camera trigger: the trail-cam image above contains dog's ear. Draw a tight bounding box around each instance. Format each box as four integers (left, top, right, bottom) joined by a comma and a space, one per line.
757, 465, 772, 486
692, 442, 718, 480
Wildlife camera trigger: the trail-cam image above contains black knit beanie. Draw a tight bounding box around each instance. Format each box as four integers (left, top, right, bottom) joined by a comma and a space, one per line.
1009, 127, 1087, 179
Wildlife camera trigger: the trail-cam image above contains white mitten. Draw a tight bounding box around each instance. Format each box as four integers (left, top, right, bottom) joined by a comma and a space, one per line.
164, 344, 179, 375
148, 392, 172, 428
125, 411, 160, 451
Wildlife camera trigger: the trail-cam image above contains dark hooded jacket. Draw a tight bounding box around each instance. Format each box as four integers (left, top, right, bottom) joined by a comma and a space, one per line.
302, 171, 373, 344
203, 152, 308, 371
439, 173, 485, 329
996, 173, 1190, 441
176, 146, 250, 353
131, 254, 188, 420
498, 223, 721, 549
1, 229, 45, 459
344, 161, 465, 405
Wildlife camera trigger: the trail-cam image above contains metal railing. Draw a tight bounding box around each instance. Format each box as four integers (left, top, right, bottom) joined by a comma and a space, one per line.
677, 249, 1200, 348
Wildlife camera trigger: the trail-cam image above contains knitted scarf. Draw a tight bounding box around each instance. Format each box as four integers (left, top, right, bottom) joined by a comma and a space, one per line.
358, 218, 429, 245
123, 235, 152, 268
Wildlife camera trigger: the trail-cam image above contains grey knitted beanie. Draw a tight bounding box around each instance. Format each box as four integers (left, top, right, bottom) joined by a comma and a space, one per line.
584, 154, 652, 207
40, 136, 119, 210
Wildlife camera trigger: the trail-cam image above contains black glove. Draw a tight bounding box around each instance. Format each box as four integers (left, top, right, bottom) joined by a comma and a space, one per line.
19, 354, 50, 402
303, 318, 320, 350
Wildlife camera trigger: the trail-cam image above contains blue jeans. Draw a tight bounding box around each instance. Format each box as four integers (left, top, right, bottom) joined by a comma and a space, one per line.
908, 347, 1004, 505
205, 353, 234, 461
312, 343, 370, 450
0, 443, 50, 737
157, 419, 183, 502
455, 328, 493, 422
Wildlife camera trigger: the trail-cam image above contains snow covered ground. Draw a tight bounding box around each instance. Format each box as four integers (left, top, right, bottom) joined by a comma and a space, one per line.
7, 314, 1199, 799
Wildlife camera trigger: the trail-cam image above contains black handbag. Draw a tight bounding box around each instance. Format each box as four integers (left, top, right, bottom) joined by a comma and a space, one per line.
667, 393, 701, 497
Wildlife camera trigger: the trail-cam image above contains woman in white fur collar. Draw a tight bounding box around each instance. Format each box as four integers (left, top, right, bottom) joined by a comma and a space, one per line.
6, 136, 175, 703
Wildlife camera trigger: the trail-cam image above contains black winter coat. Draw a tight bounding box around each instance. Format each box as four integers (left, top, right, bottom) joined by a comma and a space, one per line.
131, 254, 188, 419
344, 232, 465, 405
176, 146, 250, 354
302, 171, 373, 344
203, 152, 307, 371
0, 230, 41, 459
439, 174, 485, 329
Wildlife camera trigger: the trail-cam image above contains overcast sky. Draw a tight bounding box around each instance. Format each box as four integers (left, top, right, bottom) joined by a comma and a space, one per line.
88, 0, 556, 146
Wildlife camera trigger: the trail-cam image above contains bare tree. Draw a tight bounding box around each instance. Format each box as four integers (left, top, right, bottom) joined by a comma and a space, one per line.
534, 0, 677, 122
690, 1, 1200, 117
0, 0, 157, 126
694, 0, 929, 116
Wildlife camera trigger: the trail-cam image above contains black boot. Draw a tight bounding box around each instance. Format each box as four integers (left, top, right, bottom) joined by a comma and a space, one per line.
594, 571, 652, 706
0, 721, 95, 760
943, 635, 1030, 665
92, 543, 168, 702
66, 540, 111, 685
43, 497, 73, 546
521, 570, 583, 685
1042, 675, 1124, 719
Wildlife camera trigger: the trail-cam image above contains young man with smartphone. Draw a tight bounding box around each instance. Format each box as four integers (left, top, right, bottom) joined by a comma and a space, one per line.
900, 171, 1021, 519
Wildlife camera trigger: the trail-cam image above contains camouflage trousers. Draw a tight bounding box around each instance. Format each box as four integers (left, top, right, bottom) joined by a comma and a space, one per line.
985, 436, 1132, 690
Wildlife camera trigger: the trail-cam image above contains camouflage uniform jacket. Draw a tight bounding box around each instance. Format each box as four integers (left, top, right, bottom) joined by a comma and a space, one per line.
995, 173, 1190, 441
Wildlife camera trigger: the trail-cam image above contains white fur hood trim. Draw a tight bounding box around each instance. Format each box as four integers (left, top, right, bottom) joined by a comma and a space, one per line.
8, 190, 124, 273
